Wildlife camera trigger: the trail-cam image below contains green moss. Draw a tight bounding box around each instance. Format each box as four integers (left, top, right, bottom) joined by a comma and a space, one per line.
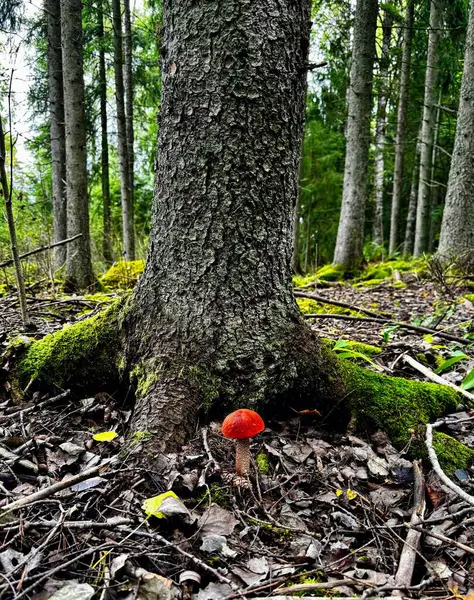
432, 432, 474, 475
256, 453, 270, 474
353, 278, 385, 288
198, 483, 230, 508
292, 273, 319, 288
316, 264, 348, 282
17, 297, 126, 391
296, 298, 362, 317
100, 260, 145, 290
130, 358, 164, 397
324, 339, 381, 357
248, 518, 292, 540
339, 359, 473, 473
393, 280, 408, 289
464, 294, 474, 303
188, 366, 223, 410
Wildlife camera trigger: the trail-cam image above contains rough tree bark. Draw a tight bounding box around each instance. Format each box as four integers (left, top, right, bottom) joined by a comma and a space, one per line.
46, 0, 67, 270
389, 0, 415, 255
112, 0, 135, 260
372, 10, 393, 247
333, 0, 378, 268
414, 0, 443, 257
123, 0, 135, 223
437, 0, 474, 266
97, 0, 114, 265
61, 0, 94, 289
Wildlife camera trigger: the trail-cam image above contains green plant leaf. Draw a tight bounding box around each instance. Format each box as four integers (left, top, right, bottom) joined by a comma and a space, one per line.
461, 368, 474, 391
434, 351, 468, 374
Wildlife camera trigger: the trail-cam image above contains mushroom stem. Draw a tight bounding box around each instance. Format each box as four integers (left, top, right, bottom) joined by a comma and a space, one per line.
235, 438, 250, 475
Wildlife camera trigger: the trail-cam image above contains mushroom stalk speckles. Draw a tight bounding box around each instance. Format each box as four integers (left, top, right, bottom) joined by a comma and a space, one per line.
236, 438, 251, 475
221, 408, 265, 477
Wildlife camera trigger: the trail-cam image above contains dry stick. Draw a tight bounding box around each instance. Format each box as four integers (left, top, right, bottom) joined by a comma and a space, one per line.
425, 422, 474, 507
409, 525, 474, 555
1, 516, 134, 533
119, 526, 238, 590
403, 354, 474, 403
273, 579, 370, 595
0, 111, 28, 327
1, 457, 116, 513
11, 543, 118, 600
293, 291, 385, 318
393, 460, 425, 594
0, 389, 71, 424
0, 234, 83, 269
0, 446, 37, 474
303, 313, 470, 345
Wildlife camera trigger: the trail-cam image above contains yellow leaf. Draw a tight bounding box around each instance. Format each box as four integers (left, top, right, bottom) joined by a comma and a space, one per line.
335, 489, 343, 497
346, 489, 358, 501
142, 491, 179, 518
93, 431, 118, 442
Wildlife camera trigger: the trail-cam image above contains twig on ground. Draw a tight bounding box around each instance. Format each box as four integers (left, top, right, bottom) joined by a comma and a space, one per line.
409, 524, 474, 555
0, 446, 38, 474
425, 421, 474, 507
393, 460, 425, 594
303, 313, 470, 344
198, 427, 220, 488
273, 579, 372, 595
403, 355, 474, 403
1, 457, 117, 513
119, 526, 239, 590
0, 389, 71, 423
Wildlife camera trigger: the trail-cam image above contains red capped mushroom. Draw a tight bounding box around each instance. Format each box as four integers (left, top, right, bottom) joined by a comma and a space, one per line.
221, 409, 265, 475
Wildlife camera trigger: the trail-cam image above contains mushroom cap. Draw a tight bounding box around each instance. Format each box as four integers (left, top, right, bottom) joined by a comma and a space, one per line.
221, 409, 265, 439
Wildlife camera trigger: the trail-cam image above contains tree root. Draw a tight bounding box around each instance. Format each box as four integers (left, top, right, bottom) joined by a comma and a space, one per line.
14, 305, 474, 472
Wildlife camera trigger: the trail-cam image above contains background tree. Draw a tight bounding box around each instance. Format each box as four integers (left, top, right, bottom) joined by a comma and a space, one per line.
112, 0, 135, 260
389, 0, 415, 255
333, 0, 378, 267
46, 0, 67, 269
414, 0, 444, 257
437, 0, 474, 265
61, 0, 94, 289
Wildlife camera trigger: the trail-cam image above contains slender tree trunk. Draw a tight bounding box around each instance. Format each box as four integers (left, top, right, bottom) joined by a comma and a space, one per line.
389, 0, 415, 255
97, 0, 114, 265
403, 136, 421, 256
293, 137, 305, 274
61, 0, 94, 289
372, 11, 393, 247
414, 0, 443, 257
437, 0, 474, 266
112, 0, 135, 261
428, 94, 442, 252
46, 0, 67, 270
124, 0, 323, 451
333, 0, 378, 267
0, 114, 29, 326
123, 0, 134, 231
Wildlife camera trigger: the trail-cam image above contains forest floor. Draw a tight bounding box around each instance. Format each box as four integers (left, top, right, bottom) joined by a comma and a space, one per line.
0, 263, 473, 600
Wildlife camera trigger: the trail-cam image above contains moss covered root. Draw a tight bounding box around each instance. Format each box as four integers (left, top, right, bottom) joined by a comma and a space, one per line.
17, 297, 127, 391
340, 359, 474, 473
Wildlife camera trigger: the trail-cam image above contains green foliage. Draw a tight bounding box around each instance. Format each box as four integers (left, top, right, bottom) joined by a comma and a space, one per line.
296, 298, 361, 316
256, 453, 270, 474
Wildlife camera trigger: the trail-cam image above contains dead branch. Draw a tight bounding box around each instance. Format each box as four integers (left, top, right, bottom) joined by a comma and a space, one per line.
409, 524, 474, 555
403, 354, 474, 404
0, 233, 83, 269
1, 457, 117, 513
425, 421, 474, 507
0, 389, 71, 423
302, 313, 470, 345
393, 460, 425, 593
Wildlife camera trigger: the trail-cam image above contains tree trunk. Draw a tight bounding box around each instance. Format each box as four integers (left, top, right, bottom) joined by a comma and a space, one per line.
333, 0, 378, 268
389, 0, 415, 255
112, 0, 135, 261
437, 0, 474, 266
61, 0, 94, 289
98, 0, 114, 265
403, 138, 421, 256
123, 0, 134, 229
413, 0, 443, 257
46, 0, 67, 270
428, 94, 442, 253
123, 0, 320, 451
372, 11, 393, 247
